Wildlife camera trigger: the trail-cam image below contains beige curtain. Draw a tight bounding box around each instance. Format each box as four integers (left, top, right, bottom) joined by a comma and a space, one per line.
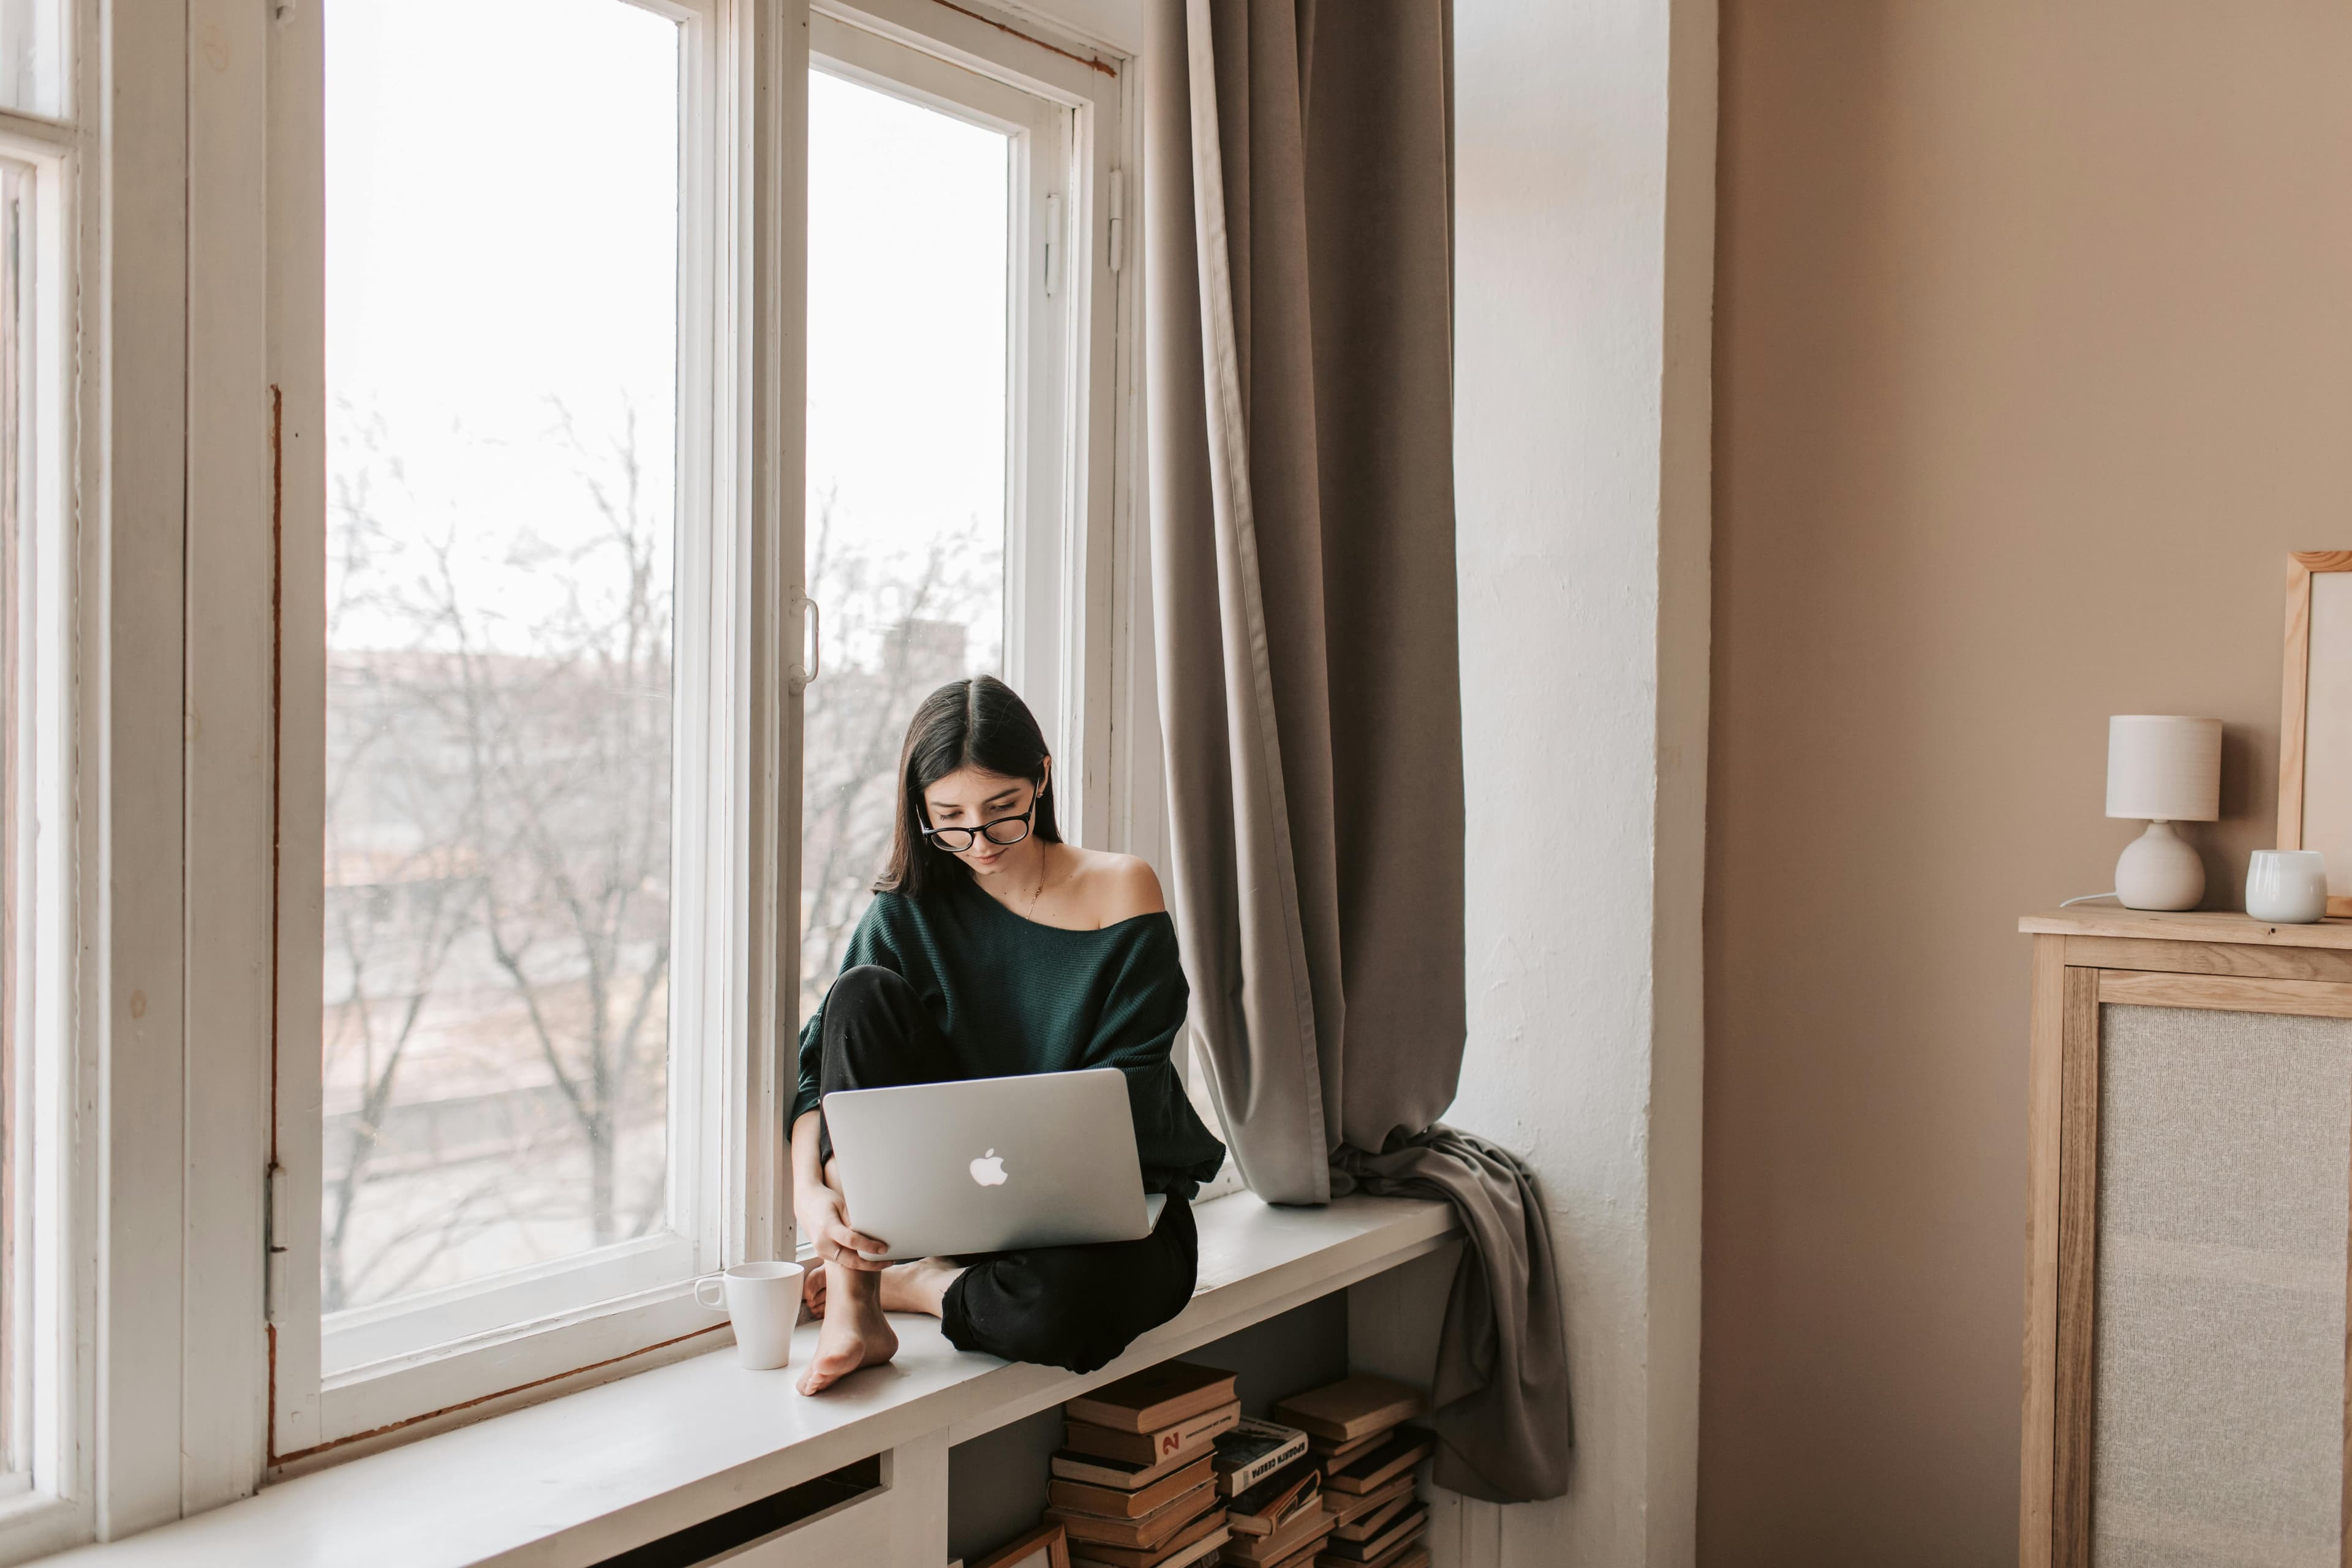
1144, 0, 1569, 1504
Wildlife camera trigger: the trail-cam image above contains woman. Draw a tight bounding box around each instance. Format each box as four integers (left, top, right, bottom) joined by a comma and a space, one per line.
791, 675, 1226, 1395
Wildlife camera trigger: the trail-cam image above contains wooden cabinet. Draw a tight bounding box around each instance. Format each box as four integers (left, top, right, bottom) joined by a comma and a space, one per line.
2020, 909, 2352, 1567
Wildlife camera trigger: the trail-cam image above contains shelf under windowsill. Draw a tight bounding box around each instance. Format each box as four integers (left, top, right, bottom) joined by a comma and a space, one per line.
50, 1191, 1457, 1568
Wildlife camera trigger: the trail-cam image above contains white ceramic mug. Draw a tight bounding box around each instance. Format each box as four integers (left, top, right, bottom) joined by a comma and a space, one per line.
2246, 849, 2328, 924
694, 1261, 805, 1370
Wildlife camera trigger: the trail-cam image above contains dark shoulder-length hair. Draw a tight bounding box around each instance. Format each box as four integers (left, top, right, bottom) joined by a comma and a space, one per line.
874, 675, 1061, 899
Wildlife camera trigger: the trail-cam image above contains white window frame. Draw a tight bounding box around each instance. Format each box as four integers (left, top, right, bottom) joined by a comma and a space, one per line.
262, 0, 773, 1463
0, 59, 93, 1568
134, 0, 1146, 1511
805, 0, 1131, 853
0, 0, 183, 1559
786, 0, 1137, 1250
806, 19, 1071, 701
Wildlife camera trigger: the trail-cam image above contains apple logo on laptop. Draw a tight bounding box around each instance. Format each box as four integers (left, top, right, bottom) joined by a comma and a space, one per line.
970, 1149, 1008, 1187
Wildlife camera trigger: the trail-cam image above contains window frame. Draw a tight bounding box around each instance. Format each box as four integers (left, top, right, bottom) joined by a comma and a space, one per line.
787, 0, 1138, 1248
0, 87, 88, 1568
263, 0, 766, 1464
794, 16, 1067, 1009
300, 0, 712, 1379
805, 0, 1132, 852
0, 0, 1189, 1548
0, 0, 115, 1561
805, 23, 1076, 754
153, 0, 1149, 1506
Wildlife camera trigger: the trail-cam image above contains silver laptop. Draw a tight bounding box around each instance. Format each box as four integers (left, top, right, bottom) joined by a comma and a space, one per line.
823, 1069, 1167, 1261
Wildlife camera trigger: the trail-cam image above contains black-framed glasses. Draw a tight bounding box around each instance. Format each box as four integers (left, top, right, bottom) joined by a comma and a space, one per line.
922, 789, 1038, 853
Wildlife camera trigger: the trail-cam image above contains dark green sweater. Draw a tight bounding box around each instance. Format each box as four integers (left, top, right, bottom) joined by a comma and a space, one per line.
794, 877, 1228, 1197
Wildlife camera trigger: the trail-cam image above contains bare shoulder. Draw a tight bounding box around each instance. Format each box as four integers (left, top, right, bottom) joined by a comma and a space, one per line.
1065, 847, 1165, 926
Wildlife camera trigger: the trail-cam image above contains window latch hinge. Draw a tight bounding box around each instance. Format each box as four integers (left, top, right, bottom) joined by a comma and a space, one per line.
265, 1161, 290, 1324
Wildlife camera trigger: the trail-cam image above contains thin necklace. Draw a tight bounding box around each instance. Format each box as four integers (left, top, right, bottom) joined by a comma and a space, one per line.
1024, 848, 1054, 920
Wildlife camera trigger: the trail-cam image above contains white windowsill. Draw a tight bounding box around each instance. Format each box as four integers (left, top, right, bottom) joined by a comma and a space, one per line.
51, 1192, 1456, 1568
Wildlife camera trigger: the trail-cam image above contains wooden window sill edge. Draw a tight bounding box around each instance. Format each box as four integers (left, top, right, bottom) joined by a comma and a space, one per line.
47, 1192, 1457, 1568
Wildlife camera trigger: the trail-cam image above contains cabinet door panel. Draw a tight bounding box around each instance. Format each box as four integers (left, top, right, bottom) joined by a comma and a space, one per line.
2092, 1003, 2350, 1564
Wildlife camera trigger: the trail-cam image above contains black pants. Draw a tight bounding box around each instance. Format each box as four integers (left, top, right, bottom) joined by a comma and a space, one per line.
816, 965, 1197, 1374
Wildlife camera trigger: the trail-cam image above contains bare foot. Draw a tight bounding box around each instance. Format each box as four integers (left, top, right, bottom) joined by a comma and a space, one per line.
797, 1262, 897, 1395
878, 1256, 967, 1317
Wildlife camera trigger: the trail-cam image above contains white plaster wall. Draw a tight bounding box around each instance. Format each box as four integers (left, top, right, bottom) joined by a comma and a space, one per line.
1443, 0, 1717, 1562
1033, 0, 1717, 1553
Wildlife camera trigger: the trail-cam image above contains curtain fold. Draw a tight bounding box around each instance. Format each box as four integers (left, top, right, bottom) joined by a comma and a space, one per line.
1143, 0, 1570, 1504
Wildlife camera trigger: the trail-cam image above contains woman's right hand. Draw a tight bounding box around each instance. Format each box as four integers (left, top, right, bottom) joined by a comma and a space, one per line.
796, 1180, 892, 1272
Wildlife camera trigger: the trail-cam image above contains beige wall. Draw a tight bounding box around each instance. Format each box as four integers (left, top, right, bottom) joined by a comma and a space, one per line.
1705, 2, 2352, 1559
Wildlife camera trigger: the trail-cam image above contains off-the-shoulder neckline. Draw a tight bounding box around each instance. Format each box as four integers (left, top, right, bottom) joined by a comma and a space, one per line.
947, 874, 1173, 936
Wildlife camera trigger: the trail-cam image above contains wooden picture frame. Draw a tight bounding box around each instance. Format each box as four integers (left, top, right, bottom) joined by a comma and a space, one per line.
972, 1521, 1071, 1568
2278, 550, 2352, 916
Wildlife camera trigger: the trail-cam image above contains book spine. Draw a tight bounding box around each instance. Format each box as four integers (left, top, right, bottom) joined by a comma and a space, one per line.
1066, 1426, 1159, 1465
1164, 1406, 1237, 1456
1219, 1434, 1309, 1497
1052, 1456, 1160, 1490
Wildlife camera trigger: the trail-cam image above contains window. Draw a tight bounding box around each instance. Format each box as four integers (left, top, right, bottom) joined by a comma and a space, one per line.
317, 0, 687, 1354
259, 0, 1140, 1473
0, 8, 82, 1554
799, 8, 1118, 1023
799, 62, 1016, 1006
271, 0, 738, 1454
0, 152, 54, 1500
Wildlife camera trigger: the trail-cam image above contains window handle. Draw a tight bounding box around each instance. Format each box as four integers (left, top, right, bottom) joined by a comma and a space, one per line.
1044, 193, 1060, 297
794, 595, 821, 690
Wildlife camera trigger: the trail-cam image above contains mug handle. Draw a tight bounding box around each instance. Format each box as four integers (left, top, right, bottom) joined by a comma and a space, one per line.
694, 1275, 726, 1311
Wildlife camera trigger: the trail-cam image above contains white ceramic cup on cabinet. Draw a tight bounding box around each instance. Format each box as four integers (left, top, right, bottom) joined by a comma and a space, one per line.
694, 1261, 805, 1370
2245, 850, 2328, 925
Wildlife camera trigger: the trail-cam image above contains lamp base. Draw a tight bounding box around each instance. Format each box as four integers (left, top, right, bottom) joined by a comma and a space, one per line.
2116, 820, 2204, 911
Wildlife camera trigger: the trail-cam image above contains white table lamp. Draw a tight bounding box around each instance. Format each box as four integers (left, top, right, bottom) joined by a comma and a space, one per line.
2106, 715, 2222, 910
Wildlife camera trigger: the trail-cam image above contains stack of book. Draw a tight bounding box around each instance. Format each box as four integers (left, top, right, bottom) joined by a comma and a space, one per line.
1046, 1362, 1240, 1568
1213, 1419, 1330, 1568
1269, 1376, 1434, 1568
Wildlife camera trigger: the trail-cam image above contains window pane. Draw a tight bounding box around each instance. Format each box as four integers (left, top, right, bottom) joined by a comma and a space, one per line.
322, 0, 680, 1321
801, 70, 1009, 1025
0, 0, 62, 119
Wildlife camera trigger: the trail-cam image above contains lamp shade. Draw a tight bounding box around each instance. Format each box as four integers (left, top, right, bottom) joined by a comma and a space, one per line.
2106, 715, 2221, 821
